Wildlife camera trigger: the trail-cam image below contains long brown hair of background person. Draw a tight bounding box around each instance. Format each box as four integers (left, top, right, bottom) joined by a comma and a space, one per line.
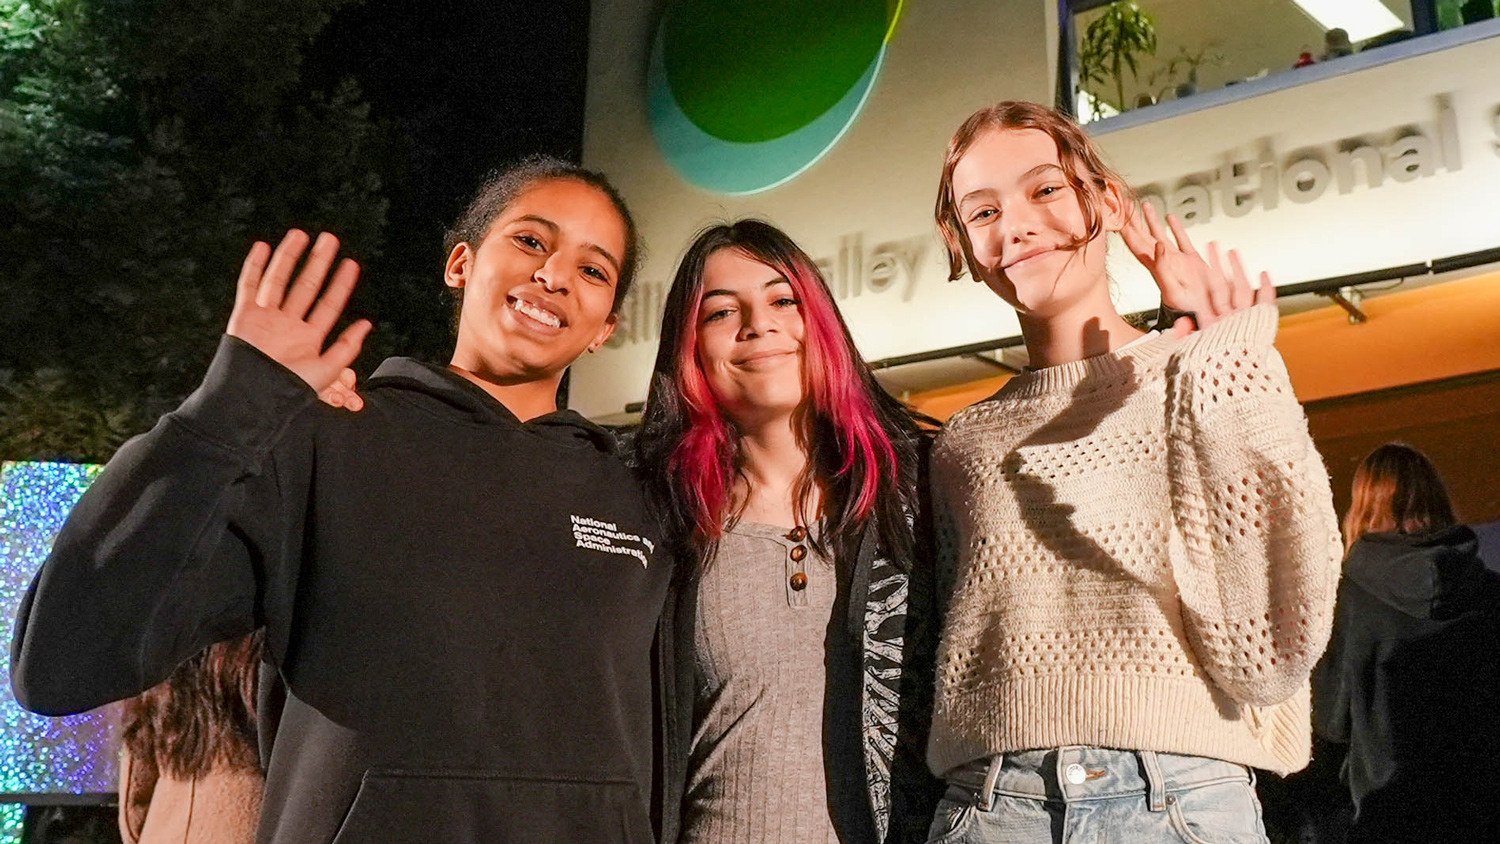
1342, 442, 1459, 552
121, 632, 262, 777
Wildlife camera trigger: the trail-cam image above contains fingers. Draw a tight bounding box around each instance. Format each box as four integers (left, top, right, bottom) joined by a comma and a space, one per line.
235, 241, 272, 307
1149, 240, 1173, 294
317, 376, 350, 409
1227, 249, 1254, 310
255, 230, 312, 309
1172, 315, 1195, 339
1119, 202, 1157, 264
282, 232, 341, 318
1254, 271, 1278, 305
317, 368, 363, 412
1165, 213, 1198, 255
323, 319, 373, 371
307, 258, 362, 334
1203, 242, 1231, 318
1143, 200, 1170, 246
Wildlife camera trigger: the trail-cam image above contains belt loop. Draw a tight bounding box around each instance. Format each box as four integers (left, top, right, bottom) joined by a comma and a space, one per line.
976, 754, 1003, 812
1139, 750, 1167, 812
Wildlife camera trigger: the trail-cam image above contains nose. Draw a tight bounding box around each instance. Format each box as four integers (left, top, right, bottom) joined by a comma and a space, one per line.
736, 302, 776, 341
1000, 198, 1042, 246
533, 250, 570, 294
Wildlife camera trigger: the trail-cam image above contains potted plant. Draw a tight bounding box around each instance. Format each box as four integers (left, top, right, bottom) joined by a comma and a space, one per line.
1148, 43, 1224, 101
1077, 0, 1159, 118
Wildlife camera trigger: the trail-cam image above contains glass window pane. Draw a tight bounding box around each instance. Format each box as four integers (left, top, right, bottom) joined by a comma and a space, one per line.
1072, 0, 1427, 123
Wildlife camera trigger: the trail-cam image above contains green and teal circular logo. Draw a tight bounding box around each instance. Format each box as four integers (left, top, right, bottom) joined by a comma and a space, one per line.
648, 1, 903, 195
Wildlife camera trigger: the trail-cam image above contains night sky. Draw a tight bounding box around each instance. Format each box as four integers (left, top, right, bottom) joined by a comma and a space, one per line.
305, 0, 593, 248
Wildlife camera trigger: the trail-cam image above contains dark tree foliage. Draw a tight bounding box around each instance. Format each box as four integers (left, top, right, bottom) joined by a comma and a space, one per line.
0, 0, 391, 460
0, 0, 590, 463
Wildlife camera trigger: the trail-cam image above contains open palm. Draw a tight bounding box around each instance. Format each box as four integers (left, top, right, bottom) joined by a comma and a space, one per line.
1119, 201, 1275, 337
226, 229, 372, 392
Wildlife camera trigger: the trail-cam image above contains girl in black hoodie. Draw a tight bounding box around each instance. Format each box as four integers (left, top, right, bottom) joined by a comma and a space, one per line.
1314, 442, 1500, 842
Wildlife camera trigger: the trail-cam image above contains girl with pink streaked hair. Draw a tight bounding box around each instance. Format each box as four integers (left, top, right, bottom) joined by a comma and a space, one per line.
637, 219, 944, 843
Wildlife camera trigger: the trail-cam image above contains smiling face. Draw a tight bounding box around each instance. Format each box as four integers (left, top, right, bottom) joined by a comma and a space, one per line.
694, 247, 807, 428
445, 178, 624, 385
951, 127, 1124, 318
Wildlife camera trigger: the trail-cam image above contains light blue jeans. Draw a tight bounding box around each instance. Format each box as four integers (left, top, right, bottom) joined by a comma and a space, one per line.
926, 747, 1268, 843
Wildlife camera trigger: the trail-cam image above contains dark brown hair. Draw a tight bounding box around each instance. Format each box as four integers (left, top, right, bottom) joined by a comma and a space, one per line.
1343, 442, 1459, 551
444, 155, 641, 327
934, 100, 1132, 281
636, 220, 932, 577
121, 632, 263, 779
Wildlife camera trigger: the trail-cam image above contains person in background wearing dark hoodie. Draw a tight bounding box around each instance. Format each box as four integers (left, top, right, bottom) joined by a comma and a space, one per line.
1314, 442, 1500, 842
10, 156, 672, 843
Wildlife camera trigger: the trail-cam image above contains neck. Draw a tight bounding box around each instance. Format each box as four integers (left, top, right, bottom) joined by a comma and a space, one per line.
732, 413, 815, 528
446, 361, 561, 422
1018, 285, 1145, 369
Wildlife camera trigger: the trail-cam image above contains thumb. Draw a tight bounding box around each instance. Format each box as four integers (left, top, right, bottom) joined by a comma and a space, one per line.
322, 320, 372, 375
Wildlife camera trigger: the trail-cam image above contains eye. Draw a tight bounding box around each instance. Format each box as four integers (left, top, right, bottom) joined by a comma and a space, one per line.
581, 265, 610, 283
968, 207, 998, 223
513, 233, 545, 251
702, 307, 733, 323
773, 296, 800, 308
1036, 184, 1065, 198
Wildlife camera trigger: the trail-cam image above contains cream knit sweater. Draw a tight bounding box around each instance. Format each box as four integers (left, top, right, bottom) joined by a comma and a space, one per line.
927, 304, 1342, 776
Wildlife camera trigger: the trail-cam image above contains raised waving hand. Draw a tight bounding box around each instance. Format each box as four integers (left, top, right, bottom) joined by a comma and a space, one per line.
1118, 201, 1276, 337
227, 230, 372, 393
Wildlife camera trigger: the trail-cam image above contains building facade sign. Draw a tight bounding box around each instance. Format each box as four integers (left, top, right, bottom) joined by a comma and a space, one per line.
576, 1, 1500, 418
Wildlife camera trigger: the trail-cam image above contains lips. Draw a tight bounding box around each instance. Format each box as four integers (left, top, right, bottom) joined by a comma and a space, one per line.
732, 349, 797, 368
507, 294, 566, 331
1002, 246, 1058, 270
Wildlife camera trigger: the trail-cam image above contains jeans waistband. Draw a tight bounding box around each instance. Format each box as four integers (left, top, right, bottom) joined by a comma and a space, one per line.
944, 747, 1252, 812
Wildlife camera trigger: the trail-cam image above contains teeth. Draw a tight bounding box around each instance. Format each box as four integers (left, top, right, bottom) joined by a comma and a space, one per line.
512, 299, 561, 328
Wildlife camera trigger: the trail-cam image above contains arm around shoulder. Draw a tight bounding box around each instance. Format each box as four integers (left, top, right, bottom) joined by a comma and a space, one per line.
1164, 304, 1344, 706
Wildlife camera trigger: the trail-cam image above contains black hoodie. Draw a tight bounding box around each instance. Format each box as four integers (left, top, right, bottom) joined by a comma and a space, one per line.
1313, 526, 1500, 841
10, 337, 672, 843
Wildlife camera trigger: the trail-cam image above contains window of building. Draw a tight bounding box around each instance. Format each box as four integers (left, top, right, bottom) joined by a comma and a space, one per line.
1061, 0, 1489, 124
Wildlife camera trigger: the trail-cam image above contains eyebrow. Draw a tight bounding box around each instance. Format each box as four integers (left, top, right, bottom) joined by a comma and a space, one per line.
511, 215, 623, 278
583, 242, 623, 277
513, 214, 559, 233
700, 277, 792, 301
957, 163, 1067, 208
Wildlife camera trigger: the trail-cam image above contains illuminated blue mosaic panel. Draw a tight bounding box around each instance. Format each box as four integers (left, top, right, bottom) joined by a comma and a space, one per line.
0, 804, 18, 844
0, 461, 119, 803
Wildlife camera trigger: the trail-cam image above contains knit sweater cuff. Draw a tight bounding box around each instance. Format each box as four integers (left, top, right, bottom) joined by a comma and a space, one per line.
1177, 303, 1279, 362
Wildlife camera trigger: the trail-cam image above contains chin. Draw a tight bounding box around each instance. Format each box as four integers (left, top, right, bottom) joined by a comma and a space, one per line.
482, 349, 568, 383
723, 392, 802, 426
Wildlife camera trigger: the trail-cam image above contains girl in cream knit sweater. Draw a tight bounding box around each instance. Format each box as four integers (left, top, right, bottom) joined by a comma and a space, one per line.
921, 102, 1343, 843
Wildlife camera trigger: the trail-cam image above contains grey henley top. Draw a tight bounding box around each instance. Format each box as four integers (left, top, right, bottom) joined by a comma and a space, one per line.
680, 521, 872, 843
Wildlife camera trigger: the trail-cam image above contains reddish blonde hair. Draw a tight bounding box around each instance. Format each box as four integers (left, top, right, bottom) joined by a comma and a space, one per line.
934, 100, 1133, 281
1343, 443, 1458, 552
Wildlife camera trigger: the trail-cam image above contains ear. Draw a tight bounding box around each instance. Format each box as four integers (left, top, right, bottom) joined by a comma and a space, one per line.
444, 242, 474, 290
588, 312, 620, 352
1099, 178, 1130, 233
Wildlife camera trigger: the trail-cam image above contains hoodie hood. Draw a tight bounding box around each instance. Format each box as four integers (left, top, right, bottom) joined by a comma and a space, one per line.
1345, 525, 1486, 621
363, 357, 617, 453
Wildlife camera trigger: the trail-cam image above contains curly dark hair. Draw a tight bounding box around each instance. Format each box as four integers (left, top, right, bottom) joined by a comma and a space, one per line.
443, 155, 641, 331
